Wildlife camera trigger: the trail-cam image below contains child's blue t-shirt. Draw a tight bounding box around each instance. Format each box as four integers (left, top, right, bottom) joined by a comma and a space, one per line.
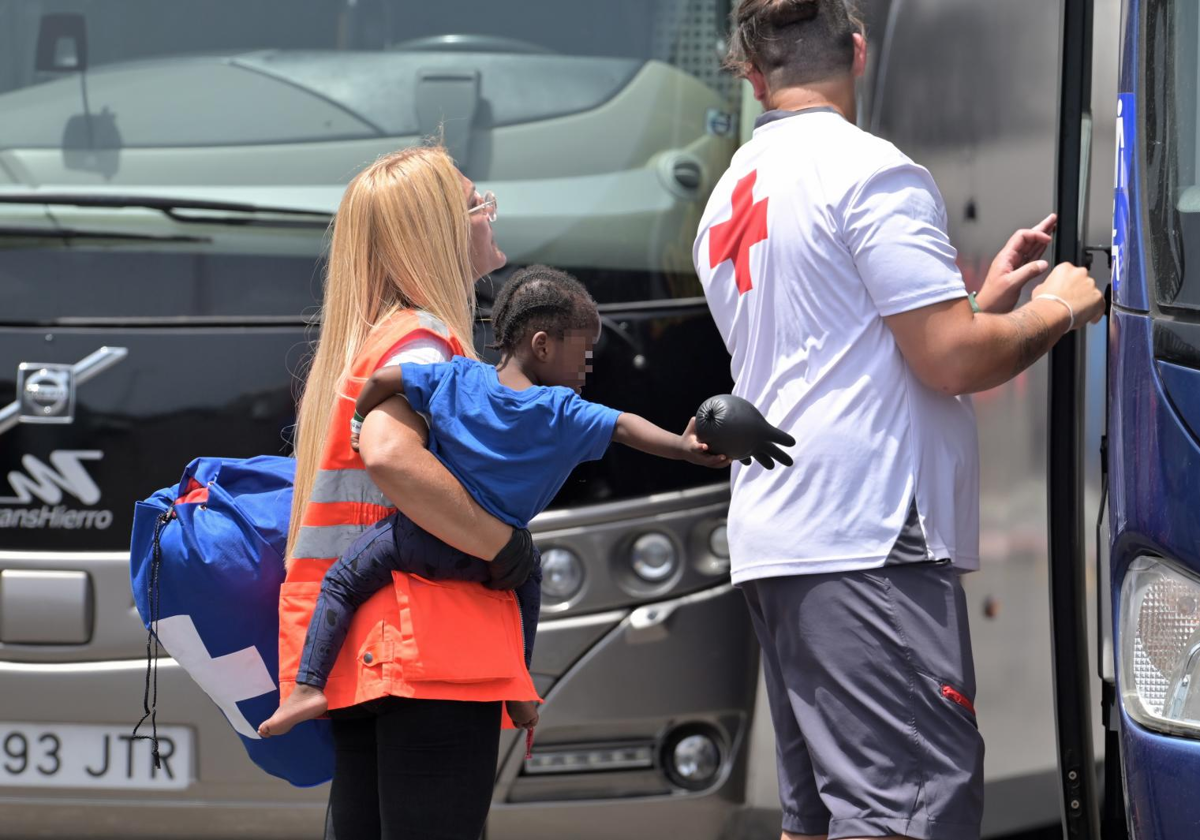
400, 357, 622, 528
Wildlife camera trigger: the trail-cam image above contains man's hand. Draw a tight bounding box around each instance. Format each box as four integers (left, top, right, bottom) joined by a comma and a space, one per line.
1031, 262, 1106, 327
975, 213, 1057, 313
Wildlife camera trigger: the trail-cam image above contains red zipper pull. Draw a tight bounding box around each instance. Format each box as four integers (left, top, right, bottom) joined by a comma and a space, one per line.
941, 684, 976, 715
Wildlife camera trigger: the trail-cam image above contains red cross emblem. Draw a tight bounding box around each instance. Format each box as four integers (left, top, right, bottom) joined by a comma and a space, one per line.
708, 169, 769, 295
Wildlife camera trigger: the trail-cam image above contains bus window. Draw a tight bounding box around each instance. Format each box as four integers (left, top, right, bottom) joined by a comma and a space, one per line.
0, 1, 741, 309
1143, 0, 1200, 310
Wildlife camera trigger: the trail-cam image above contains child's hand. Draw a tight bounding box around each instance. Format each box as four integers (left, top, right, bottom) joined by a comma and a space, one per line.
681, 417, 729, 469
506, 699, 540, 730
350, 432, 360, 452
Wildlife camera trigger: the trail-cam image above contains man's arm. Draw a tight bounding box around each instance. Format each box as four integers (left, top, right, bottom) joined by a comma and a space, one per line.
885, 262, 1104, 396
357, 395, 513, 559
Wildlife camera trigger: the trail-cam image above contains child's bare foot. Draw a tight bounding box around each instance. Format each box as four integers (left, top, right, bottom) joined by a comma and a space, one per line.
258, 684, 328, 737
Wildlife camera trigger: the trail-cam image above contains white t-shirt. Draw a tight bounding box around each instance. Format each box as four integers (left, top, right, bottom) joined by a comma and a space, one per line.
693, 109, 980, 582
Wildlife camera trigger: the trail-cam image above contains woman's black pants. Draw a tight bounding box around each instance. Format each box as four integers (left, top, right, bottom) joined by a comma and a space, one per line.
324, 697, 502, 840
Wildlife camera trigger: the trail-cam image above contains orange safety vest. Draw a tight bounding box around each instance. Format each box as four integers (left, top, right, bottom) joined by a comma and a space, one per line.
278, 309, 539, 713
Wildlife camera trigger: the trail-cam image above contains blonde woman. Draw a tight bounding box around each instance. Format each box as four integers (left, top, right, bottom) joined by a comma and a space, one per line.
278, 147, 538, 839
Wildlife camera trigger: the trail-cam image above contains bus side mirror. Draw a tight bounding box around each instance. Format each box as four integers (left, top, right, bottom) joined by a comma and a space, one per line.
36, 13, 88, 73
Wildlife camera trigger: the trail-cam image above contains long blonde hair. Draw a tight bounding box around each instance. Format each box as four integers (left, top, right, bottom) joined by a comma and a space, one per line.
287, 147, 478, 558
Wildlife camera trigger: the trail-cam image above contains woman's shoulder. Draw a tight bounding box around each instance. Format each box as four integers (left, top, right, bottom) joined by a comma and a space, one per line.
372, 310, 459, 368
373, 308, 453, 341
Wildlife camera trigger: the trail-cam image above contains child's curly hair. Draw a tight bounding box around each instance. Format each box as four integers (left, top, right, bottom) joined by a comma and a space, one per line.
488, 265, 599, 352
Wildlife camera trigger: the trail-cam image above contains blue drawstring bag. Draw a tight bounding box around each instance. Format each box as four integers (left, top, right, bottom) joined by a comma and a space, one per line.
129, 455, 334, 788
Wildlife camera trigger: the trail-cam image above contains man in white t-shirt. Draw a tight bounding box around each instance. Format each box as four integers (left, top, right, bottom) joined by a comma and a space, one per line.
693, 2, 1105, 840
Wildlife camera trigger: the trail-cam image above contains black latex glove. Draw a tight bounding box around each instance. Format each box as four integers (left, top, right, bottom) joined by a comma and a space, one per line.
694, 394, 796, 470
484, 527, 536, 590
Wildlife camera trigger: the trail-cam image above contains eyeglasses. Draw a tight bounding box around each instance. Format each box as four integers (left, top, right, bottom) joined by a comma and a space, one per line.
468, 190, 497, 223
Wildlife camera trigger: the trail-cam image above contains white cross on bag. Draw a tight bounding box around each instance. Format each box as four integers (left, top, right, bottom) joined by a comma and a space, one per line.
154, 614, 276, 740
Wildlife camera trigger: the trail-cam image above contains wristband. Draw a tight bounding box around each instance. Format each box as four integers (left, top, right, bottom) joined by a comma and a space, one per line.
349, 411, 365, 436
1035, 293, 1075, 331
968, 291, 980, 314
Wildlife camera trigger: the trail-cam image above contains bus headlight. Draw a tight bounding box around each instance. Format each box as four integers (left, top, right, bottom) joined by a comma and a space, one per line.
663, 726, 723, 790
630, 532, 678, 583
1118, 556, 1200, 737
541, 548, 584, 602
709, 524, 729, 559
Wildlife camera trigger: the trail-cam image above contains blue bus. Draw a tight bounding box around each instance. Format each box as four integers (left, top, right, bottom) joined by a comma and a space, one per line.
1053, 0, 1200, 837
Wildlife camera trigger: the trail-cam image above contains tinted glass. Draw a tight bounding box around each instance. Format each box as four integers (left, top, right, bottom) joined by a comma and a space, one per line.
0, 0, 740, 313
1143, 0, 1200, 311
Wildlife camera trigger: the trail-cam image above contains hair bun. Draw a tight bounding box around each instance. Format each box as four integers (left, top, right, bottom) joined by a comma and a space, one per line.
766, 0, 820, 27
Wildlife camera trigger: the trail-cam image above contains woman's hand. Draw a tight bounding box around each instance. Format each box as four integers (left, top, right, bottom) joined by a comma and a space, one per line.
506, 700, 539, 730
483, 528, 537, 590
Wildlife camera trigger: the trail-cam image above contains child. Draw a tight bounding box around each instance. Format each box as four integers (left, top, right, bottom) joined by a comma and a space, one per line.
260, 266, 732, 738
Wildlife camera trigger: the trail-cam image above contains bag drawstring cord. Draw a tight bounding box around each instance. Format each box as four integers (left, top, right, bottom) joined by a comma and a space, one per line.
132, 506, 174, 769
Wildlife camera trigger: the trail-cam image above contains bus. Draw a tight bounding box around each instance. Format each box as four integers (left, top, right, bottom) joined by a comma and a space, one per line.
1073, 0, 1200, 836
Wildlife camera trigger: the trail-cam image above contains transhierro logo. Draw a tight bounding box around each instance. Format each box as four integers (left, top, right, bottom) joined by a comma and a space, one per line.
0, 450, 113, 530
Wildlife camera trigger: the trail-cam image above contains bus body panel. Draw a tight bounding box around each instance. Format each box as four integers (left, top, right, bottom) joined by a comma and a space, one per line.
1117, 703, 1200, 840
1110, 0, 1200, 836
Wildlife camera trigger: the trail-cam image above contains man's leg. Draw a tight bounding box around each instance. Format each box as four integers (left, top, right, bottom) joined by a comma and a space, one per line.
743, 582, 833, 839
754, 564, 984, 840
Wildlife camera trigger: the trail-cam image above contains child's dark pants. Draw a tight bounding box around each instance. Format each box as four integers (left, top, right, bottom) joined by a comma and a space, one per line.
296, 511, 541, 688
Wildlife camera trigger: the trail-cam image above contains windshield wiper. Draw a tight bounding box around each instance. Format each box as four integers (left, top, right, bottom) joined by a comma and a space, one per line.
0, 192, 331, 228
0, 225, 212, 244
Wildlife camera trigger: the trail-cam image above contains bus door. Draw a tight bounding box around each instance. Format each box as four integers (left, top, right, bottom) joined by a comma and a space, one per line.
1048, 0, 1104, 837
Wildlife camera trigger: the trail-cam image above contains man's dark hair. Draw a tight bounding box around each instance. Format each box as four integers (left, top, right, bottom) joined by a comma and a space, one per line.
488, 265, 599, 352
724, 0, 864, 87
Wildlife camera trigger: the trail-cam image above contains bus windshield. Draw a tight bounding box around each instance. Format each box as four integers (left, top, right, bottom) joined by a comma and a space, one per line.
1143, 0, 1200, 311
0, 1, 741, 319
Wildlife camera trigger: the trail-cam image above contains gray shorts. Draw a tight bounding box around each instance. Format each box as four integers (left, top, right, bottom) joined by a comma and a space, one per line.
743, 560, 984, 840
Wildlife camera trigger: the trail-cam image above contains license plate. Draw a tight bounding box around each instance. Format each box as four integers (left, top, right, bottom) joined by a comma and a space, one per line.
0, 722, 192, 790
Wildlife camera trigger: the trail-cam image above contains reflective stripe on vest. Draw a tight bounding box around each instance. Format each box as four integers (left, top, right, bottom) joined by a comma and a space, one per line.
416, 310, 452, 338
310, 468, 393, 506
292, 523, 376, 562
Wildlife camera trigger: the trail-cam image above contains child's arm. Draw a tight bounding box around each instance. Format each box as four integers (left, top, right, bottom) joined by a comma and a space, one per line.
357, 365, 407, 419
612, 414, 728, 468
350, 366, 407, 451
